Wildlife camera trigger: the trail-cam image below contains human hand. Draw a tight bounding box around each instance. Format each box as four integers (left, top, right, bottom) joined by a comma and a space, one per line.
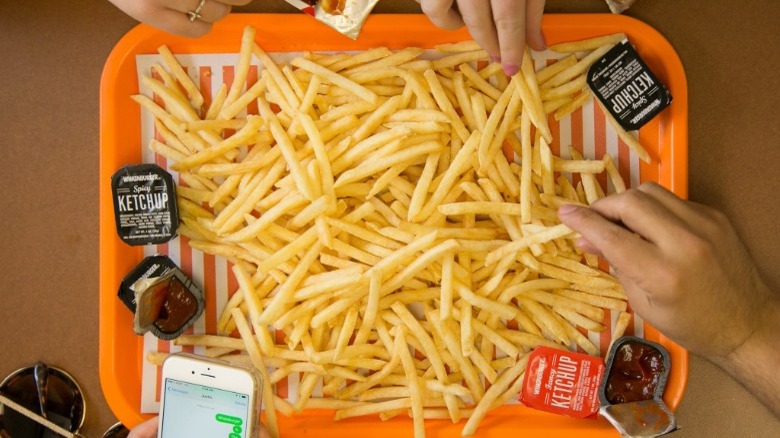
108, 0, 252, 38
557, 182, 776, 360
127, 417, 157, 438
417, 0, 546, 76
128, 416, 272, 438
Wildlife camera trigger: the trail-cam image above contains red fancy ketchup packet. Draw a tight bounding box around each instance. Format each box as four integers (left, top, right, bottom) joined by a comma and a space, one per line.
520, 347, 605, 419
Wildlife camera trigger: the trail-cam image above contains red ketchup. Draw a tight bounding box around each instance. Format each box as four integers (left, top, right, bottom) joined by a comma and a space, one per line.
153, 277, 199, 334
605, 341, 666, 404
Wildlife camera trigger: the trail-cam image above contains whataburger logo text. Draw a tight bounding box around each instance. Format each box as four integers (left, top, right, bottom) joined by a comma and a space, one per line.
121, 173, 161, 183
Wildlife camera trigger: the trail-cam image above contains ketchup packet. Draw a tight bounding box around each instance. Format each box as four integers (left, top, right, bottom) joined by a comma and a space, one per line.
587, 39, 672, 131
284, 0, 380, 40
120, 255, 204, 340
111, 164, 179, 246
521, 341, 677, 437
520, 347, 605, 419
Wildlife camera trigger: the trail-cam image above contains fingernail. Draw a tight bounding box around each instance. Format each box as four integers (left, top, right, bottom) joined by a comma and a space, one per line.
540, 34, 548, 50
503, 63, 519, 77
558, 203, 580, 216
490, 54, 501, 63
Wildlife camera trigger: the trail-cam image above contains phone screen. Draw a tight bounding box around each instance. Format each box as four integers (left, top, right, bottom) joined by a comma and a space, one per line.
161, 378, 250, 438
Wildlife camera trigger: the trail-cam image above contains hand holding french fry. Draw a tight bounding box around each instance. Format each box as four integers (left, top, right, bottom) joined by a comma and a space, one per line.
417, 0, 547, 75
559, 182, 780, 416
108, 0, 252, 38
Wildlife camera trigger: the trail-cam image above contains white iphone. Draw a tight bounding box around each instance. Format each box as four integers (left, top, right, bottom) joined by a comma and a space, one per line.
158, 353, 261, 438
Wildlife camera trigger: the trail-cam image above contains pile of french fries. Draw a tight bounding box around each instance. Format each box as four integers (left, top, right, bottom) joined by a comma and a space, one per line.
137, 26, 640, 437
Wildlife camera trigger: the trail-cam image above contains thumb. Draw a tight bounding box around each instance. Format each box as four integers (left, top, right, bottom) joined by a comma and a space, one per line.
128, 417, 159, 438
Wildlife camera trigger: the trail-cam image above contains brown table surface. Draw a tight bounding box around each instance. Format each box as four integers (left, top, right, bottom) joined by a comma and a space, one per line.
1, 0, 778, 436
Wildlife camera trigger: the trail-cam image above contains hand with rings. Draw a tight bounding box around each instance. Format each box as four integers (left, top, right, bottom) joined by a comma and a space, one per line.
107, 0, 252, 38
417, 0, 547, 76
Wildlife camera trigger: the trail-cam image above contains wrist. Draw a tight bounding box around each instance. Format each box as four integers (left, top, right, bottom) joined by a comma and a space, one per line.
719, 289, 780, 367
710, 287, 780, 416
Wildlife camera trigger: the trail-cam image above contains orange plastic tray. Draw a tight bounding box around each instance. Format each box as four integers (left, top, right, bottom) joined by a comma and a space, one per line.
99, 13, 688, 436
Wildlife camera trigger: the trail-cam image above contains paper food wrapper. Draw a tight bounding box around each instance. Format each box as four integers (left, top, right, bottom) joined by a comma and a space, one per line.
605, 0, 639, 14
283, 0, 380, 39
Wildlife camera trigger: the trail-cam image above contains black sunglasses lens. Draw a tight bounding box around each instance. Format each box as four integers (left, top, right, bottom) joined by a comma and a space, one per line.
1, 368, 84, 438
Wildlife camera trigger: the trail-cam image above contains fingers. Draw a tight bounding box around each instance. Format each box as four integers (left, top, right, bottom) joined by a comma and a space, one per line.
636, 182, 713, 225
145, 7, 214, 38
419, 0, 465, 30
257, 422, 272, 438
456, 0, 500, 61
490, 0, 526, 76
128, 417, 159, 438
110, 0, 215, 37
420, 0, 547, 73
583, 184, 693, 248
525, 0, 546, 50
168, 0, 231, 23
558, 203, 661, 280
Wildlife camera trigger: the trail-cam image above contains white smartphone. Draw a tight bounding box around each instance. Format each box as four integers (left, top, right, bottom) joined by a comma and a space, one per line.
158, 353, 261, 438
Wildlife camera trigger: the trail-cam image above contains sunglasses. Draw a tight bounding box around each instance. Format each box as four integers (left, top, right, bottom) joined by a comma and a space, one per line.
0, 362, 138, 438
0, 362, 85, 438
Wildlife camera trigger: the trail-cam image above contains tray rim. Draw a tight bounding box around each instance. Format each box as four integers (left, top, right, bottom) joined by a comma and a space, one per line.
99, 12, 689, 435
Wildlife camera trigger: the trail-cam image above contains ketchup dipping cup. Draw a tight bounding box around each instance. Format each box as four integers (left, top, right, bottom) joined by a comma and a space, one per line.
598, 336, 677, 437
118, 255, 204, 340
599, 336, 671, 406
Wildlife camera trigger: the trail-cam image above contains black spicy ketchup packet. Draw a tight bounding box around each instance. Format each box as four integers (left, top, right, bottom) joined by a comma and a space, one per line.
520, 347, 605, 419
587, 39, 672, 131
111, 164, 179, 246
118, 255, 204, 340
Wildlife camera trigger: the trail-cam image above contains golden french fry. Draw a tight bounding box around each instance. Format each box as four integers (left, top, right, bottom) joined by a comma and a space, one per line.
462, 355, 528, 436
536, 54, 577, 85
545, 43, 615, 88
157, 44, 204, 108
224, 26, 257, 108
431, 50, 488, 70
231, 309, 279, 438
549, 32, 627, 53
554, 89, 591, 121
292, 56, 379, 104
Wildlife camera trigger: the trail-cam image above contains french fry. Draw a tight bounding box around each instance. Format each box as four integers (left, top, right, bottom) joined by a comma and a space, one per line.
462, 355, 528, 436
536, 54, 577, 85
545, 43, 615, 88
549, 32, 627, 53
231, 309, 279, 438
157, 44, 204, 108
608, 311, 634, 355
396, 329, 425, 437
554, 89, 591, 121
292, 57, 379, 104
